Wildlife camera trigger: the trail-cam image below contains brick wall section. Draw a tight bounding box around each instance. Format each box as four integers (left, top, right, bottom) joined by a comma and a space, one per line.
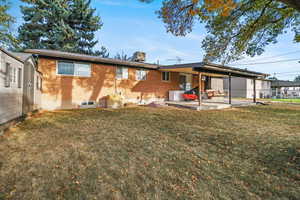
38, 58, 181, 110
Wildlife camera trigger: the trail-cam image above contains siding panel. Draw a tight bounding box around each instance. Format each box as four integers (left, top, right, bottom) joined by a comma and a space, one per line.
0, 50, 24, 124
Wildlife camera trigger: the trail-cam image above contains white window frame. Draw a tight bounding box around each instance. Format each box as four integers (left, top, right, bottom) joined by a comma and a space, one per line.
136, 69, 147, 81
56, 61, 91, 77
116, 67, 129, 80
162, 71, 170, 81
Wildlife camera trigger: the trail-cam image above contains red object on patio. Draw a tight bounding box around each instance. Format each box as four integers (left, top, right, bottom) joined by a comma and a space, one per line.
182, 94, 198, 101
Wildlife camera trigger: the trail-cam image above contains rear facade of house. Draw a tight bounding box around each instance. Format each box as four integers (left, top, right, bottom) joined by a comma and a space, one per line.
25, 49, 268, 110
35, 55, 186, 110
28, 49, 224, 110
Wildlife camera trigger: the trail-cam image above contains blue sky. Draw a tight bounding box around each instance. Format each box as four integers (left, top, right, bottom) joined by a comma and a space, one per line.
9, 0, 300, 80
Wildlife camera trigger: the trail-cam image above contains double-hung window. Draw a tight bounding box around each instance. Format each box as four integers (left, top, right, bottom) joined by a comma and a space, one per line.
57, 61, 91, 77
162, 72, 170, 81
116, 67, 128, 80
74, 63, 91, 77
136, 69, 147, 81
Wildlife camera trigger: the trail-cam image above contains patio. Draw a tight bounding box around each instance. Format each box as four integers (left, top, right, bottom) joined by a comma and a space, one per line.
165, 99, 256, 111
160, 62, 268, 110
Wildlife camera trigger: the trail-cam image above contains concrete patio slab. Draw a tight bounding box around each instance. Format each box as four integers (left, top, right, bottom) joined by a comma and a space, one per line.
165, 99, 257, 111
165, 101, 232, 110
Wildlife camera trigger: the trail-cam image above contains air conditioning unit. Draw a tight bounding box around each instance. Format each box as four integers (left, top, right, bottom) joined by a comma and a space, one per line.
169, 90, 185, 101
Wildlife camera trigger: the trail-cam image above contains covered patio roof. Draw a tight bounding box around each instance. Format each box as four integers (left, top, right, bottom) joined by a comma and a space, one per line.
160, 62, 268, 79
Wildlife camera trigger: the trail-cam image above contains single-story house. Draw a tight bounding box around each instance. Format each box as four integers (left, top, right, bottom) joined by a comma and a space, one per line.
24, 49, 268, 110
223, 77, 272, 99
271, 80, 300, 98
0, 48, 24, 125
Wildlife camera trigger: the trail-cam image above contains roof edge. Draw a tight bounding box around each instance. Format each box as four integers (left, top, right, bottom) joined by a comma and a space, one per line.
161, 62, 269, 77
0, 47, 24, 63
25, 49, 159, 69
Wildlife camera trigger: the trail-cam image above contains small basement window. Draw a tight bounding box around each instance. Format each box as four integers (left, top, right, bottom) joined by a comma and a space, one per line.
81, 101, 95, 106
88, 101, 95, 105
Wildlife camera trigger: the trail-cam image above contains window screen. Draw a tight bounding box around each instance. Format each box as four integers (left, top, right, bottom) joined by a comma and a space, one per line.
74, 63, 91, 77
116, 67, 128, 80
57, 61, 75, 75
162, 72, 170, 81
136, 69, 147, 81
57, 61, 91, 77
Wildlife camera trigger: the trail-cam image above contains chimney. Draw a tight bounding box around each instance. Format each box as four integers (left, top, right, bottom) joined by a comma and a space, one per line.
132, 51, 146, 62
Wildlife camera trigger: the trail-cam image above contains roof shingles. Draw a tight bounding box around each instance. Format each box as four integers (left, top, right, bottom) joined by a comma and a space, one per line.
25, 49, 158, 69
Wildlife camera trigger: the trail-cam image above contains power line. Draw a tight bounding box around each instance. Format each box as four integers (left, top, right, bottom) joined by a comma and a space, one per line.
231, 50, 300, 64
276, 73, 300, 75
230, 58, 300, 65
260, 50, 300, 60
274, 70, 300, 74
276, 74, 300, 77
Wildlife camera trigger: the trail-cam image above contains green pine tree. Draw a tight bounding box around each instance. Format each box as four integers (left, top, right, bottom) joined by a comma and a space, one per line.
18, 0, 108, 56
0, 0, 15, 48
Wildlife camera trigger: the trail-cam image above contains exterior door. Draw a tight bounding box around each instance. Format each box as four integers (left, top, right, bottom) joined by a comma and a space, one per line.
179, 75, 186, 90
179, 74, 192, 91
22, 62, 34, 114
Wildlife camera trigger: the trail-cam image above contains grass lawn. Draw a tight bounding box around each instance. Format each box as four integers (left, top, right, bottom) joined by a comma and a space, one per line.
269, 98, 300, 103
0, 104, 299, 199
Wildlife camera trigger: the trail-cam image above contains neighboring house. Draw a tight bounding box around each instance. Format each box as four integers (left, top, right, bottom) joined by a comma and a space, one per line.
0, 48, 24, 125
224, 77, 272, 99
25, 49, 268, 110
271, 80, 300, 98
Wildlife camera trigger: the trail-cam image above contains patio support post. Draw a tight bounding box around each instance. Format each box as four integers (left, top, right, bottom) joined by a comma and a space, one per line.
228, 73, 232, 105
198, 72, 202, 106
253, 78, 257, 103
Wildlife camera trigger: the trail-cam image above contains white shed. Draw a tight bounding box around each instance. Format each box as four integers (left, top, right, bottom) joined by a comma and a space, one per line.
0, 48, 24, 125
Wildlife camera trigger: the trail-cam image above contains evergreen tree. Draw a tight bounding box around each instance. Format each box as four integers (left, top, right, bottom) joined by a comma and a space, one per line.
18, 0, 107, 56
0, 0, 15, 48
